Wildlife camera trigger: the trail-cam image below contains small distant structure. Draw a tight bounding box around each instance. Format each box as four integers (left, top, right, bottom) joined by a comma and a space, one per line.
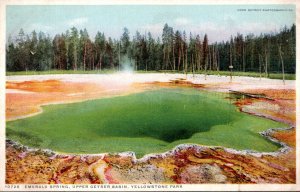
229, 65, 233, 82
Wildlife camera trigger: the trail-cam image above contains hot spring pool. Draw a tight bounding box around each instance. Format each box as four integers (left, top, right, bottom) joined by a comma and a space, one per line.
6, 88, 285, 157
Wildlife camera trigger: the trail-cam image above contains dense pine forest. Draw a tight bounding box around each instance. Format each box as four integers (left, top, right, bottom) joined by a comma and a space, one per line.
6, 23, 295, 75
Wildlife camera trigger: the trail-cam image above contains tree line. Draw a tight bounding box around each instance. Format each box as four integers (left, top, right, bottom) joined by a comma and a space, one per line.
6, 23, 295, 75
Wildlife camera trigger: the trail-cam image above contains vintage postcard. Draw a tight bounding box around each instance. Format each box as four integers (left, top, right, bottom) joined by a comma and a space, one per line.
0, 0, 299, 191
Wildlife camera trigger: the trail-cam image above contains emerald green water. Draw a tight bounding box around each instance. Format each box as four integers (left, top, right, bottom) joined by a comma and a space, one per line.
6, 88, 285, 157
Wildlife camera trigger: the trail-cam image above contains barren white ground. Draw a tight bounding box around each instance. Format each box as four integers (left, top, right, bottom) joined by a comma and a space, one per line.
6, 73, 295, 93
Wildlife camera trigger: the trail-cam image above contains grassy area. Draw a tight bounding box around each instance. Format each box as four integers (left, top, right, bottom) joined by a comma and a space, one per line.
6, 70, 295, 80
6, 69, 116, 76
6, 88, 286, 157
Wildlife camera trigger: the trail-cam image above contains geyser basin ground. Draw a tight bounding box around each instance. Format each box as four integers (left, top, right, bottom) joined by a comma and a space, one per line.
6, 88, 286, 157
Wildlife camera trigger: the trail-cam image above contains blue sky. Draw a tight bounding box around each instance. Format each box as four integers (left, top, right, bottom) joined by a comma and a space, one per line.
7, 5, 295, 43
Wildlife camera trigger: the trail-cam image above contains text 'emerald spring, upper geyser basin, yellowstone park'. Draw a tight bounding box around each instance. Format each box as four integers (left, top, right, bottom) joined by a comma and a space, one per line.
6, 88, 286, 157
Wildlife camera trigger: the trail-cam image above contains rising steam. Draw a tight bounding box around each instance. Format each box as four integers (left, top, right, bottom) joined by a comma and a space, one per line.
120, 55, 135, 73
